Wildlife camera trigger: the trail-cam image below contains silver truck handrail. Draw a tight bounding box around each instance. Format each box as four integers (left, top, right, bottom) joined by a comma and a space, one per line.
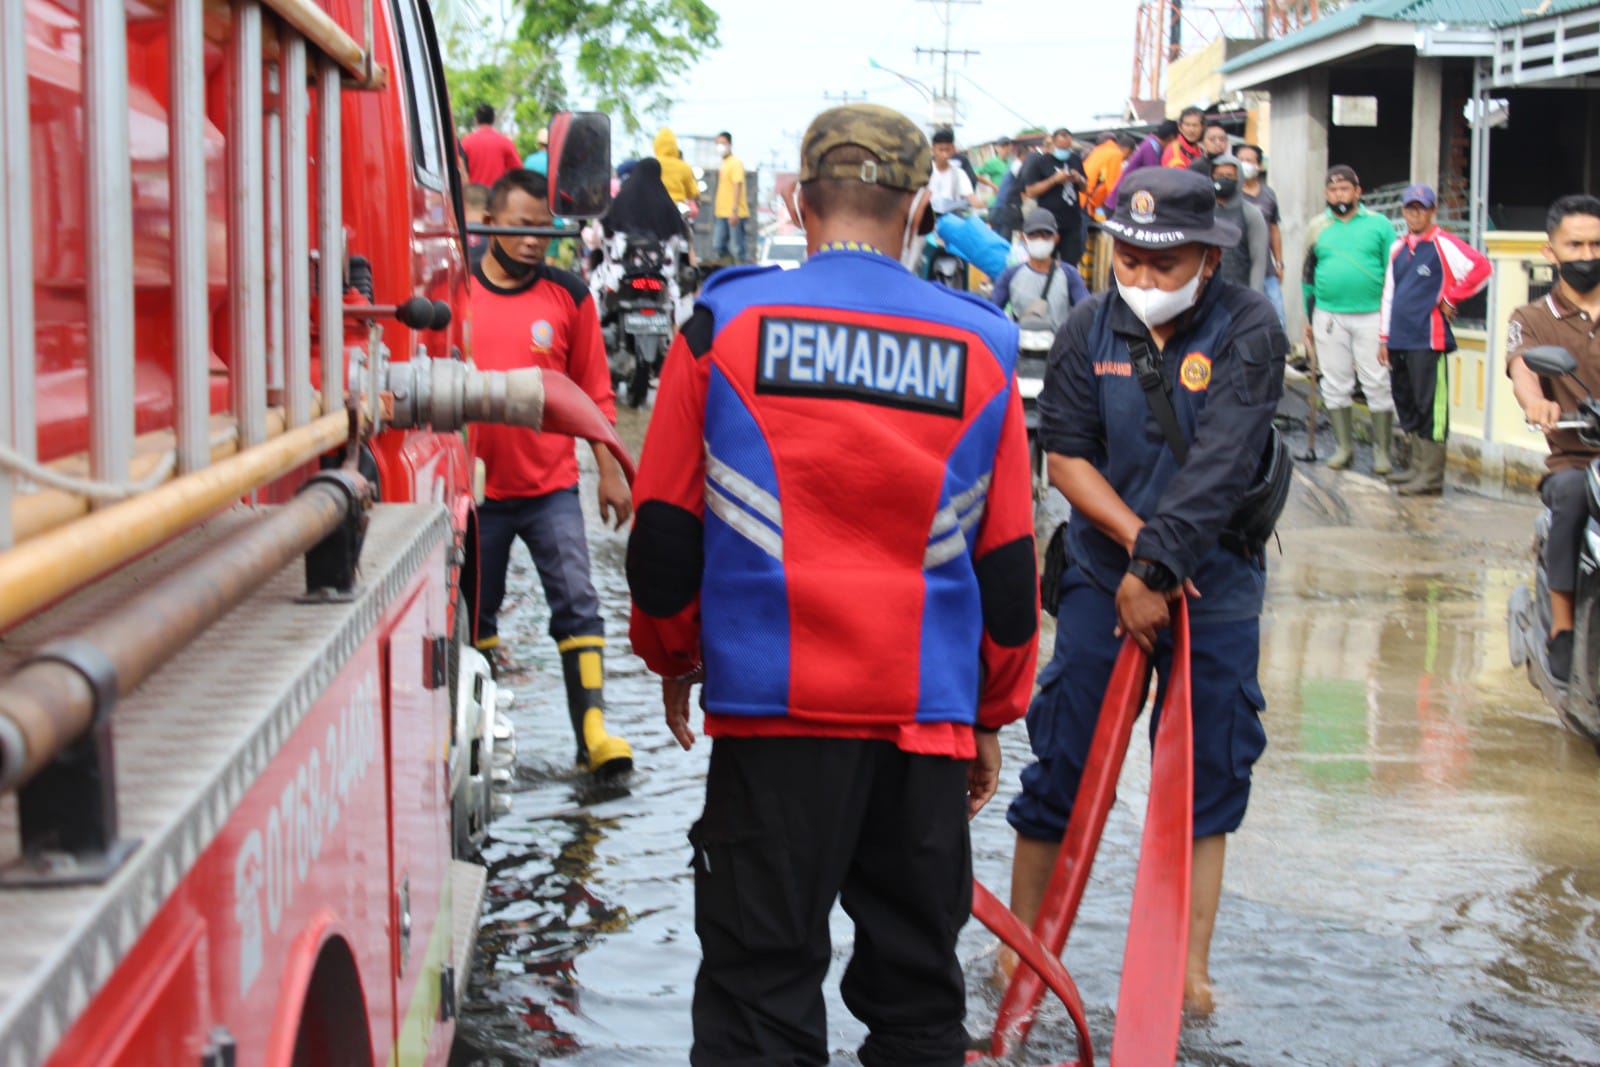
2, 0, 373, 555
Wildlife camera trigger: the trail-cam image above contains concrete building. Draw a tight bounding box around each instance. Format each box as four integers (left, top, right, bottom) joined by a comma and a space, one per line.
1223, 0, 1600, 333
1223, 0, 1600, 494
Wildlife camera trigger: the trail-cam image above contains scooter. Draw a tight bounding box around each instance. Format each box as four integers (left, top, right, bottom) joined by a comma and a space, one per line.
1505, 344, 1600, 743
596, 233, 679, 407
1014, 309, 1052, 497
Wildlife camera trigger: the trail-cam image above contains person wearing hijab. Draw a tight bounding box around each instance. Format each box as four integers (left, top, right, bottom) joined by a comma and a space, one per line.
606, 158, 692, 245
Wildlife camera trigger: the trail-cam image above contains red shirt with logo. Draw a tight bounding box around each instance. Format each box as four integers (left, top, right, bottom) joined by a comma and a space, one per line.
468, 262, 616, 499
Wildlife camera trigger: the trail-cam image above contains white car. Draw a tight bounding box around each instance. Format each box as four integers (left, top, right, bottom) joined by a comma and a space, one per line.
758, 233, 808, 270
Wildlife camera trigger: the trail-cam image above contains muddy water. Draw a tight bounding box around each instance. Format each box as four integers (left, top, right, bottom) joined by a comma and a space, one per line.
452, 405, 1600, 1066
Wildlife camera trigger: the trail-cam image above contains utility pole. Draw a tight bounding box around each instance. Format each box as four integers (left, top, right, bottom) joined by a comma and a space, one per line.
914, 0, 979, 129
822, 90, 867, 105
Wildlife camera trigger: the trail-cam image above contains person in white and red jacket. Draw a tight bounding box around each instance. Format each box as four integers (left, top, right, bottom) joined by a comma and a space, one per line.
1378, 184, 1492, 494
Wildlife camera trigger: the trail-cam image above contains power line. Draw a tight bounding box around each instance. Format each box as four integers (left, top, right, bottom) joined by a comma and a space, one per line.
954, 72, 1040, 133
914, 0, 981, 128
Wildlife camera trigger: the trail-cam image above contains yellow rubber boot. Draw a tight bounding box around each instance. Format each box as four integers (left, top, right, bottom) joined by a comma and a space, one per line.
558, 639, 634, 776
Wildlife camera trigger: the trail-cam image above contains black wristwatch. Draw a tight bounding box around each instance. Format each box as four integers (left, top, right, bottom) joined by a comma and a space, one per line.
1128, 558, 1178, 592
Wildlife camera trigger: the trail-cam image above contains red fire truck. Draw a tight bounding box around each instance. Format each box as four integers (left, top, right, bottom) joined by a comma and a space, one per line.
0, 2, 623, 1064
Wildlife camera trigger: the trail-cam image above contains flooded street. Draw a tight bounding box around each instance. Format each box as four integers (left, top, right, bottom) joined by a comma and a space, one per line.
452, 400, 1600, 1066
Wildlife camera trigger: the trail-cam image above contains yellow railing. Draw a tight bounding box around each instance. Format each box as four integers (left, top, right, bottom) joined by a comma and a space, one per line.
1445, 231, 1551, 492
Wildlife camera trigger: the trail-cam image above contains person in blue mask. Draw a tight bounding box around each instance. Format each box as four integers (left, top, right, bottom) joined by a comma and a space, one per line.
1018, 128, 1087, 267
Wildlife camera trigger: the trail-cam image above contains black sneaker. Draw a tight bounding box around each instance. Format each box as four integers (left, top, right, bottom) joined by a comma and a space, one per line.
1548, 630, 1574, 684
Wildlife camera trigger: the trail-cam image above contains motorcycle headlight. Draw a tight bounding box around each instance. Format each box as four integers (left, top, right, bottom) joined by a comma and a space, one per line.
1019, 329, 1054, 350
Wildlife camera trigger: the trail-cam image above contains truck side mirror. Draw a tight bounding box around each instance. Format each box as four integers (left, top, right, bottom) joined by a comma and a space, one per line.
1522, 345, 1586, 393
547, 111, 612, 220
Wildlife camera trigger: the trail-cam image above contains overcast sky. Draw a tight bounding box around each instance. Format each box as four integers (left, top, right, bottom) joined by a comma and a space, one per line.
639, 0, 1144, 173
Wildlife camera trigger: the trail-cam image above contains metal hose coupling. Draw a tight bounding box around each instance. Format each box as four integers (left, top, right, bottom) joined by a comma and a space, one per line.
381, 358, 635, 482
383, 359, 546, 434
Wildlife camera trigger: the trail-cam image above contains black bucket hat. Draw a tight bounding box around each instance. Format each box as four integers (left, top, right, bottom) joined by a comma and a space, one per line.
1102, 167, 1241, 249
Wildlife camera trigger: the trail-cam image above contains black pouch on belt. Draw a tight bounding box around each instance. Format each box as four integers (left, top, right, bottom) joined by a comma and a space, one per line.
1040, 522, 1069, 617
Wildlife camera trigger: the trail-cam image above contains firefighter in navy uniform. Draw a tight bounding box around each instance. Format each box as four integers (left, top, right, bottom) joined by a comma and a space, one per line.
1006, 166, 1288, 1013
626, 105, 1039, 1066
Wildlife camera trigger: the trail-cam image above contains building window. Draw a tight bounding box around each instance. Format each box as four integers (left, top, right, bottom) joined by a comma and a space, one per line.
1332, 95, 1379, 127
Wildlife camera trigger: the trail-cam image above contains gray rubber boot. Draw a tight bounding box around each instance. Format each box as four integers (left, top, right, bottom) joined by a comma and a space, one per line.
1387, 432, 1416, 484
1326, 407, 1355, 470
1397, 438, 1446, 495
1371, 410, 1395, 475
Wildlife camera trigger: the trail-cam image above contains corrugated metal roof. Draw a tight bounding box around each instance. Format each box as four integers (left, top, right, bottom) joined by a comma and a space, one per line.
1220, 0, 1600, 74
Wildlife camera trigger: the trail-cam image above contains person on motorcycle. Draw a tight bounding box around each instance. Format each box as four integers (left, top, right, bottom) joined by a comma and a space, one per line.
606, 157, 693, 246
929, 127, 982, 210
1507, 194, 1600, 683
990, 207, 1088, 332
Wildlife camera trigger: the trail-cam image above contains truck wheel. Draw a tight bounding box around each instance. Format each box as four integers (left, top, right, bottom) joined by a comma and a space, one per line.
290, 940, 373, 1067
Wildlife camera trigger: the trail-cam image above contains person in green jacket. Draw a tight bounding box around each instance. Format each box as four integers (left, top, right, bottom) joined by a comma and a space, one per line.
1302, 165, 1398, 471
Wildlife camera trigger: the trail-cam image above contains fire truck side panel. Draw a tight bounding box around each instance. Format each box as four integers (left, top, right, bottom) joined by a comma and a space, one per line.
3, 506, 454, 1067
44, 914, 211, 1066
382, 570, 455, 1064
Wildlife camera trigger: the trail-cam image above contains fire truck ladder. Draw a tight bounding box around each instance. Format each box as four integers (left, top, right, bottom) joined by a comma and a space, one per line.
0, 0, 382, 887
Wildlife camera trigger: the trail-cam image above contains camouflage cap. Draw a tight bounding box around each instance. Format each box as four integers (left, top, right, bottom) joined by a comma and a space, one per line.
798, 104, 931, 193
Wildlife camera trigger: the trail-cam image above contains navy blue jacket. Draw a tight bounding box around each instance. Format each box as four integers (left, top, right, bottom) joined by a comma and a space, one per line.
1039, 277, 1288, 621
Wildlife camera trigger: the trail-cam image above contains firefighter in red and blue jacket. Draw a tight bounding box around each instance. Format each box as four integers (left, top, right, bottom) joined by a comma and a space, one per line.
1377, 183, 1492, 495
626, 104, 1038, 1066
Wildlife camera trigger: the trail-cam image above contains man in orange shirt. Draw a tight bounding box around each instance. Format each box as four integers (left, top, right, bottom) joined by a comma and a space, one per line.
469, 168, 635, 775
1080, 133, 1134, 219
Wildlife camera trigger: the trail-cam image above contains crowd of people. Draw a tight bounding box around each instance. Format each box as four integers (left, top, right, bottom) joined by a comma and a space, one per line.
457, 90, 1600, 1065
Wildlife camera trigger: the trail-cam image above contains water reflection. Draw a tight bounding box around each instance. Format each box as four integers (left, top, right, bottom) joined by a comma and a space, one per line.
454, 445, 1600, 1065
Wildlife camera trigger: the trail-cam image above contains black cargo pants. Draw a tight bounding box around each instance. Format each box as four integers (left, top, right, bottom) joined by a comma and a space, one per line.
688, 735, 972, 1067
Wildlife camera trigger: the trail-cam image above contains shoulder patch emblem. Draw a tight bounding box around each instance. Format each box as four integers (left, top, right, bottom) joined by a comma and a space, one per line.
1179, 351, 1211, 392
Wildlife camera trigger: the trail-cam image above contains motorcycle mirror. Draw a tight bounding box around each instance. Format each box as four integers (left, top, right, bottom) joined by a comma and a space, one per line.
547, 111, 612, 221
1521, 344, 1582, 387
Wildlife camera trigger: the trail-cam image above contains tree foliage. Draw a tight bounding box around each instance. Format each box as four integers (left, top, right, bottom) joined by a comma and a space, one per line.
441, 0, 719, 152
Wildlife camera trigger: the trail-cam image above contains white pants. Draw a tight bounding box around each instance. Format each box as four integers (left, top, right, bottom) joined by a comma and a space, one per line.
1314, 309, 1392, 413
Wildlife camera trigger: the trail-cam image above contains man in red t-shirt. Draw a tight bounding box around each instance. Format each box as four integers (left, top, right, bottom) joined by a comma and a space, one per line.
459, 104, 523, 189
469, 168, 634, 775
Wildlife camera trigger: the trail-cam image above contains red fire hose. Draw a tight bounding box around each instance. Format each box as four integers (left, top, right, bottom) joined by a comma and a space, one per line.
971, 597, 1195, 1066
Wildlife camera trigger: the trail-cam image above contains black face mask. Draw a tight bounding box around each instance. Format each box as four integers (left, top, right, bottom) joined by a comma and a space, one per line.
1330, 201, 1355, 217
1214, 178, 1238, 200
1558, 257, 1600, 294
490, 238, 537, 282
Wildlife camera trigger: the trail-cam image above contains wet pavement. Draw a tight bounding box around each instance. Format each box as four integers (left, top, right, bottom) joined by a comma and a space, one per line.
451, 395, 1600, 1066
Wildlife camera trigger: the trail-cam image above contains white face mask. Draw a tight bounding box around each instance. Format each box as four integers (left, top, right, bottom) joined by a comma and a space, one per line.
718, 143, 731, 158
1240, 162, 1260, 181
1025, 237, 1056, 260
1116, 256, 1207, 328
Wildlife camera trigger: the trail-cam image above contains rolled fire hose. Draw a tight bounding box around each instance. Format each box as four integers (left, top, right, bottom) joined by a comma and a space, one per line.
975, 598, 1196, 1066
